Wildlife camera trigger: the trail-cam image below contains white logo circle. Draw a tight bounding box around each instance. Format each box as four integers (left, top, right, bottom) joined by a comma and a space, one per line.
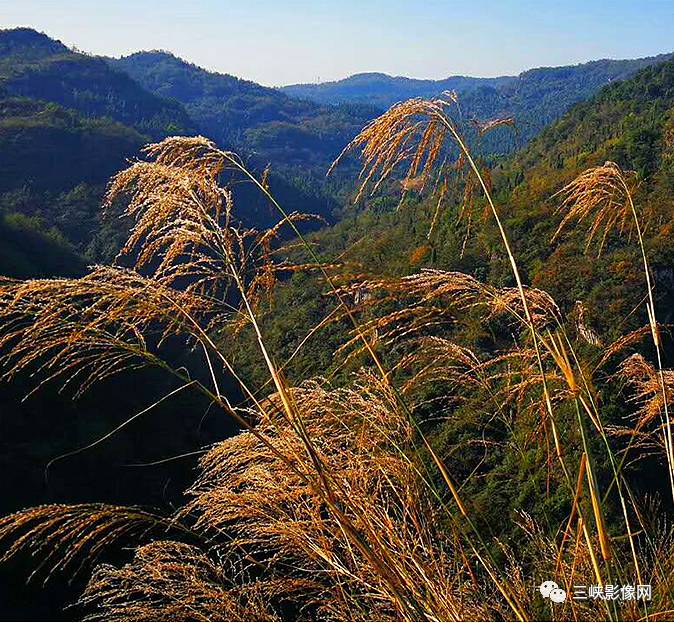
539, 580, 558, 598
550, 588, 567, 603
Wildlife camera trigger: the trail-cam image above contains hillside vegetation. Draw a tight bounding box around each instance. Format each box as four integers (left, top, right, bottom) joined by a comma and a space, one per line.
0, 29, 349, 276
1, 48, 674, 620
110, 51, 377, 175
1, 27, 669, 281
0, 28, 193, 138
276, 54, 674, 341
0, 29, 189, 274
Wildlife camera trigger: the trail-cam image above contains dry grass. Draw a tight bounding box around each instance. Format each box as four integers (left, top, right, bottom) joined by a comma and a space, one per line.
0, 104, 672, 622
554, 162, 674, 501
0, 267, 214, 396
329, 96, 451, 202
553, 162, 641, 255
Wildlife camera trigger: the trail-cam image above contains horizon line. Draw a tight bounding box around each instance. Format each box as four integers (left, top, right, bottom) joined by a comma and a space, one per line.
2, 24, 673, 89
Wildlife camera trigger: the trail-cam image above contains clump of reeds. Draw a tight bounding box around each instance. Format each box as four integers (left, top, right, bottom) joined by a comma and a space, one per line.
0, 135, 507, 621
0, 100, 672, 623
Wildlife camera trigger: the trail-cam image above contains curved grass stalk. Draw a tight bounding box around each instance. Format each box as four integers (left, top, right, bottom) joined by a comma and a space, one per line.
558, 330, 645, 586
556, 163, 674, 502
433, 112, 619, 606
621, 178, 674, 502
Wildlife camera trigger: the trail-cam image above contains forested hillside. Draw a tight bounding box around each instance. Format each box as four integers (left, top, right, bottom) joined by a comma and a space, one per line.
109, 51, 377, 175
496, 56, 674, 324
0, 28, 191, 274
2, 27, 669, 281
251, 55, 674, 390
0, 28, 350, 277
0, 28, 193, 137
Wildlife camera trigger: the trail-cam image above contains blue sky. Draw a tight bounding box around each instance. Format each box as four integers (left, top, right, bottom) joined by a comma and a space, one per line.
2, 0, 673, 86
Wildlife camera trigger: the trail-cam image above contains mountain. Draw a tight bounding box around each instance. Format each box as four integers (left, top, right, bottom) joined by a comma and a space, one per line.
0, 29, 352, 274
281, 72, 514, 108
0, 28, 193, 138
109, 51, 377, 175
281, 55, 672, 150
255, 54, 674, 384
4, 26, 674, 623
318, 55, 674, 336
506, 57, 674, 184
2, 27, 672, 281
0, 29, 171, 274
497, 56, 674, 315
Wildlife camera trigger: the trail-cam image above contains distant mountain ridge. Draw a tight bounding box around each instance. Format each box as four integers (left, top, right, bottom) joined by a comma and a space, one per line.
281, 54, 673, 149
281, 71, 514, 107
281, 56, 672, 108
